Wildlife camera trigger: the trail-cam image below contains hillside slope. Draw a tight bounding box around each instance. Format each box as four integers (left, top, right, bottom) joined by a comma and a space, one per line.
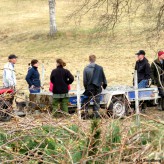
0, 0, 163, 90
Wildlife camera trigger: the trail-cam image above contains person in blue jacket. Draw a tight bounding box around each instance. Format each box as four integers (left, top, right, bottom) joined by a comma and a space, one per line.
25, 59, 41, 93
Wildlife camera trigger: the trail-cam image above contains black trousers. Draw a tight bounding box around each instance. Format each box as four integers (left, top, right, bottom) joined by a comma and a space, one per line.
158, 88, 164, 110
83, 85, 102, 112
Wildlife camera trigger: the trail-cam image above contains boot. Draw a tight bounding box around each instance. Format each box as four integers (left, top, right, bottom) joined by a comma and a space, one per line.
141, 103, 147, 113
157, 99, 163, 111
81, 110, 89, 120
92, 111, 100, 119
161, 98, 164, 111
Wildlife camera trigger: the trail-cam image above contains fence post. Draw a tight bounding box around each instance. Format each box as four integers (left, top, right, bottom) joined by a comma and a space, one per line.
41, 63, 45, 93
134, 70, 140, 126
76, 71, 81, 119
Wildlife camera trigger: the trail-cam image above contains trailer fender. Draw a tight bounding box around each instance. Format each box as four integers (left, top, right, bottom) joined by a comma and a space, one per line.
106, 92, 129, 109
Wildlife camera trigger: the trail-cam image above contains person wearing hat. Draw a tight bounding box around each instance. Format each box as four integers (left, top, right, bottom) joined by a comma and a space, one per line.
151, 50, 164, 110
135, 50, 151, 88
3, 54, 18, 88
25, 59, 41, 93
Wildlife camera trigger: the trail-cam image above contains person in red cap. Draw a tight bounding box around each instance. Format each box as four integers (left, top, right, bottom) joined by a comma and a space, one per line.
151, 50, 164, 111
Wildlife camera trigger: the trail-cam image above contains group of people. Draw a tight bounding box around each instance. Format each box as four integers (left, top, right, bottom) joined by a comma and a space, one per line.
135, 50, 164, 110
2, 50, 164, 117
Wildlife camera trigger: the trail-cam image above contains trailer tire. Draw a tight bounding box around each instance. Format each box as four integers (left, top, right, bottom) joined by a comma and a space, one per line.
0, 101, 12, 122
107, 98, 126, 118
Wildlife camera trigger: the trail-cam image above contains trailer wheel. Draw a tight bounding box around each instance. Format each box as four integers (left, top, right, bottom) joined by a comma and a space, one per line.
0, 101, 12, 122
113, 100, 125, 117
107, 98, 126, 118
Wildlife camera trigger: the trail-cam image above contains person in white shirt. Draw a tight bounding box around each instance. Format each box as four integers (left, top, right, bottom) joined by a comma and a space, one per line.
3, 54, 17, 88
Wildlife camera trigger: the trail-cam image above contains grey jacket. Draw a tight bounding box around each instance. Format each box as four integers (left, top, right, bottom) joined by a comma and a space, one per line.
83, 63, 107, 89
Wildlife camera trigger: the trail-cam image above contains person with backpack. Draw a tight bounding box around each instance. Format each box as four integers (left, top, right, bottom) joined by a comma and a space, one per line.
83, 55, 107, 118
50, 59, 74, 115
151, 50, 164, 111
25, 59, 41, 93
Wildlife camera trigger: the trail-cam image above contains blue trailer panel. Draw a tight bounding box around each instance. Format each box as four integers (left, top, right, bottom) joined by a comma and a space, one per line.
69, 94, 105, 105
128, 90, 155, 100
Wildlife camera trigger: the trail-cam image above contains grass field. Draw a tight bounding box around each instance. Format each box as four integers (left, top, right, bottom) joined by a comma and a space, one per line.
0, 0, 164, 91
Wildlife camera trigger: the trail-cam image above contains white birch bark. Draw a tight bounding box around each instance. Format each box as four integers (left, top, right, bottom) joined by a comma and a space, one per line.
49, 0, 57, 36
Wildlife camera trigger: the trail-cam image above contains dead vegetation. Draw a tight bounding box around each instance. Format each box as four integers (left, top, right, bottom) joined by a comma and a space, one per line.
0, 108, 163, 163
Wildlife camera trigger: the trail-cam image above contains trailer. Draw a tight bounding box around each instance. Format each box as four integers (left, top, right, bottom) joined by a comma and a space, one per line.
29, 85, 160, 117
104, 86, 160, 117
0, 88, 14, 121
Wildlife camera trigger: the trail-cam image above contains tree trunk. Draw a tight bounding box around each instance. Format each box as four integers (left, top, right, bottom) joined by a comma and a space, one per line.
49, 0, 57, 36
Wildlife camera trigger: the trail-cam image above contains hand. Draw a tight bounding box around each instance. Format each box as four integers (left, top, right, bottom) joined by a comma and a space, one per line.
152, 80, 156, 85
102, 84, 107, 89
135, 56, 139, 61
30, 85, 35, 89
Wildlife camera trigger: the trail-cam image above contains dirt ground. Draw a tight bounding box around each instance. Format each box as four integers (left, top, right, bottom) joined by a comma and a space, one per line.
146, 107, 164, 120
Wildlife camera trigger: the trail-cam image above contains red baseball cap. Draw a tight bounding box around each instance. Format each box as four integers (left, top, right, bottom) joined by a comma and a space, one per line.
158, 51, 164, 57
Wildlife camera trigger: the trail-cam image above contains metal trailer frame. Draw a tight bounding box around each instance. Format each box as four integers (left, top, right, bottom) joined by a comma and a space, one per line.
104, 86, 160, 108
69, 86, 160, 107
31, 86, 160, 107
29, 86, 160, 117
68, 86, 160, 117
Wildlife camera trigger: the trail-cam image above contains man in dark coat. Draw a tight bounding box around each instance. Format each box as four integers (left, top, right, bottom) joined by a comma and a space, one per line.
135, 50, 151, 88
151, 51, 164, 110
134, 50, 151, 112
83, 55, 107, 118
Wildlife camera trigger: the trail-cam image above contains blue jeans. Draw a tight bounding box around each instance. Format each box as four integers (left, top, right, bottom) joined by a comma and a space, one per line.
138, 80, 148, 88
29, 88, 40, 94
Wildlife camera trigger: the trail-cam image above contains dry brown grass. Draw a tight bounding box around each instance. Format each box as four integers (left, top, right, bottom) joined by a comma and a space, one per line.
0, 108, 163, 163
0, 0, 164, 92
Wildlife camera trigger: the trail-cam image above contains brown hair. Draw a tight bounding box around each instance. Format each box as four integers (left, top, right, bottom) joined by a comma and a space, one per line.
89, 54, 96, 63
56, 59, 66, 67
31, 59, 38, 66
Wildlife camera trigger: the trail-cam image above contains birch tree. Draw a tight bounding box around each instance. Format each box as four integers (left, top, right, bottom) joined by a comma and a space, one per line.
49, 0, 57, 36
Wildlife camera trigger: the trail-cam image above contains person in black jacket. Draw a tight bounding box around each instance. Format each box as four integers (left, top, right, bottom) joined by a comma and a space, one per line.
50, 59, 74, 115
83, 55, 107, 118
151, 50, 164, 110
134, 50, 151, 113
135, 50, 150, 88
25, 59, 41, 93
